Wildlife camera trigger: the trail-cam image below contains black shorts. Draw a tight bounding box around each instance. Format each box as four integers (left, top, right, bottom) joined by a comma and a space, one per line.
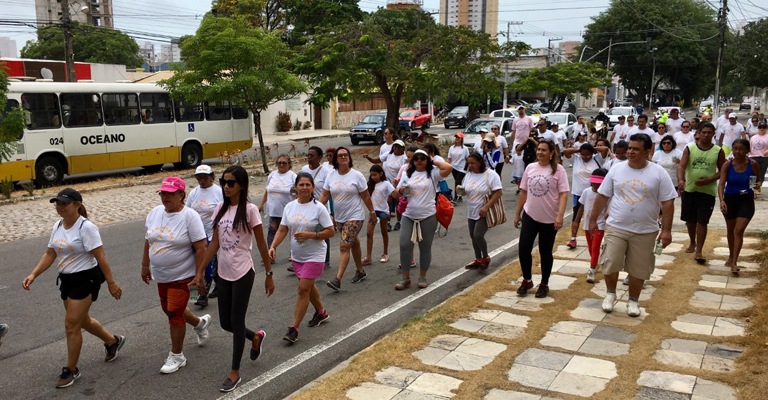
59, 267, 102, 301
724, 193, 755, 220
451, 170, 466, 185
680, 191, 716, 224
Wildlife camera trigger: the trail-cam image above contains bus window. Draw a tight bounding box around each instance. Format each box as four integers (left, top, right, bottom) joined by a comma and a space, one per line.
21, 93, 61, 130
205, 101, 231, 121
232, 104, 248, 119
175, 97, 204, 122
139, 93, 174, 123
1, 99, 23, 140
61, 93, 103, 128
103, 93, 140, 125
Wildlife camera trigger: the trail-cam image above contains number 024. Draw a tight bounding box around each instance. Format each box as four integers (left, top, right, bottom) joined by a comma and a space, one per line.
49, 138, 63, 146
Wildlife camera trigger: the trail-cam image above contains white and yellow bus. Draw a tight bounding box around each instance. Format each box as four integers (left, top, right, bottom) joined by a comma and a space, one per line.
1, 81, 253, 186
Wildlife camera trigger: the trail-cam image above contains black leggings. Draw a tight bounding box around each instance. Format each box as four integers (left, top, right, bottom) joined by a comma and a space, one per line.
518, 211, 558, 285
217, 269, 256, 371
468, 218, 489, 259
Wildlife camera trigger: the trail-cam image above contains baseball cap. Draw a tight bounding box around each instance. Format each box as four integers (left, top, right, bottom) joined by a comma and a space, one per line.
758, 122, 767, 129
729, 114, 737, 119
551, 122, 559, 127
195, 164, 213, 175
483, 135, 495, 142
517, 106, 525, 110
157, 176, 186, 193
479, 127, 489, 133
618, 115, 626, 120
393, 139, 405, 147
454, 133, 464, 138
579, 131, 588, 136
50, 188, 82, 203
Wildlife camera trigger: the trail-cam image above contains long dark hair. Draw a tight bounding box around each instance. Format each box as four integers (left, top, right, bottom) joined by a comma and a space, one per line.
213, 165, 251, 233
406, 152, 435, 178
367, 164, 385, 195
423, 143, 440, 156
332, 146, 353, 169
294, 172, 317, 203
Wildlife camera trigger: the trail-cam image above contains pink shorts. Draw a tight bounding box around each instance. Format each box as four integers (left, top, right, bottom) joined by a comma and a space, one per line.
292, 261, 325, 280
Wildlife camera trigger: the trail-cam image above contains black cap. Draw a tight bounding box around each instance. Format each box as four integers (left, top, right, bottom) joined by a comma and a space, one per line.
618, 115, 626, 119
50, 188, 83, 203
759, 122, 767, 129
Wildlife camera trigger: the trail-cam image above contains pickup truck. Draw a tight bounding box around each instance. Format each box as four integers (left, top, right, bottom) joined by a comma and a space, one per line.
348, 113, 409, 145
399, 109, 432, 130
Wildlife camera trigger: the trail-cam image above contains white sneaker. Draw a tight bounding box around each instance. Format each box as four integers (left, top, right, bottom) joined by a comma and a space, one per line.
160, 352, 186, 374
622, 276, 629, 285
587, 269, 596, 283
602, 292, 617, 313
627, 300, 641, 317
195, 314, 211, 346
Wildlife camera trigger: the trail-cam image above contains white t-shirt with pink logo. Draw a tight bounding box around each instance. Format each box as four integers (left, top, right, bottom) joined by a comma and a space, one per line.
372, 180, 395, 213
281, 200, 334, 263
323, 168, 367, 222
598, 162, 677, 234
266, 170, 297, 218
520, 162, 570, 224
397, 168, 443, 220
212, 202, 263, 282
749, 134, 768, 157
145, 206, 207, 283
580, 187, 608, 230
48, 216, 102, 274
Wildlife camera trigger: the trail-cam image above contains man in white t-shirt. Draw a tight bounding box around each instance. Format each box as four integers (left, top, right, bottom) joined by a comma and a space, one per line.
589, 132, 676, 318
511, 106, 534, 151
665, 108, 684, 134
571, 115, 588, 138
716, 108, 732, 133
550, 122, 567, 156
609, 115, 627, 148
627, 114, 657, 156
491, 124, 510, 177
718, 114, 746, 156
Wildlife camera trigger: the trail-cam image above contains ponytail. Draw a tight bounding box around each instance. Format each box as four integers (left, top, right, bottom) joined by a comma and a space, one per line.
77, 202, 88, 219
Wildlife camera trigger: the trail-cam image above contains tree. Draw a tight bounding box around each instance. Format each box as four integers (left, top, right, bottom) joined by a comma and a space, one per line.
0, 62, 26, 164
283, 0, 364, 47
21, 23, 144, 68
582, 0, 719, 107
161, 15, 306, 174
509, 62, 613, 111
294, 8, 503, 131
212, 0, 287, 32
732, 19, 768, 89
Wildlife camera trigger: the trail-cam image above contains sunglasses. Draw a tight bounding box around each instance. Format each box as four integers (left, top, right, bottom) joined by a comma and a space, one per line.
276, 161, 289, 166
219, 179, 237, 188
662, 142, 673, 145
682, 125, 691, 128
491, 127, 499, 130
337, 153, 350, 158
413, 156, 428, 162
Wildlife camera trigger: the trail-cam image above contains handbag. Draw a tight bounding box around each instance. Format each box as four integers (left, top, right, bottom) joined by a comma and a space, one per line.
484, 171, 506, 228
432, 175, 453, 230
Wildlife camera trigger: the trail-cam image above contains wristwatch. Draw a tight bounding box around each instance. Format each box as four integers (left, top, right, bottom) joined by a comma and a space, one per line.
266, 270, 273, 277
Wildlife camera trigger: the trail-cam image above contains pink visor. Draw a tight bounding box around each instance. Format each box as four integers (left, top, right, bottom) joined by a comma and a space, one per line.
589, 175, 605, 184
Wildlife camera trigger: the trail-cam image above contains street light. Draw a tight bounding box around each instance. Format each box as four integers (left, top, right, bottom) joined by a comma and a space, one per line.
579, 46, 592, 62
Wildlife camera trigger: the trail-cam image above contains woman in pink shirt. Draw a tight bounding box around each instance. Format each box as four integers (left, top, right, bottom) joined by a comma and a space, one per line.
749, 122, 768, 195
198, 165, 274, 392
513, 140, 570, 298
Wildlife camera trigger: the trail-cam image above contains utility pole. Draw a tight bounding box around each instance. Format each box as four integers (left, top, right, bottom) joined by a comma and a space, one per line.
648, 48, 657, 111
61, 0, 76, 82
713, 0, 728, 118
547, 36, 563, 67
502, 22, 523, 110
603, 37, 613, 109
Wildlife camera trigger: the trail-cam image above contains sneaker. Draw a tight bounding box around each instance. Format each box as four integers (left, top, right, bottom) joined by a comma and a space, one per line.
457, 196, 463, 203
602, 292, 617, 313
361, 257, 372, 266
324, 263, 331, 270
410, 259, 417, 267
394, 222, 401, 231
0, 324, 7, 348
566, 239, 577, 249
479, 257, 491, 270
380, 254, 389, 263
387, 223, 393, 232
250, 330, 265, 360
395, 278, 411, 290
308, 310, 329, 327
194, 314, 211, 346
159, 352, 186, 374
326, 278, 341, 292
627, 300, 641, 317
587, 269, 596, 283
220, 376, 242, 392
195, 294, 208, 308
283, 327, 299, 344
104, 335, 126, 363
622, 276, 629, 285
535, 284, 549, 298
208, 283, 219, 299
516, 279, 534, 296
287, 265, 295, 273
55, 367, 81, 388
418, 276, 428, 289
465, 260, 483, 270
351, 271, 367, 283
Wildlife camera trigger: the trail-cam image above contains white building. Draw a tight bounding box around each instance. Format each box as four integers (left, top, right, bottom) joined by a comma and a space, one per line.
160, 44, 181, 64
438, 0, 499, 36
34, 0, 114, 28
0, 37, 18, 58
138, 42, 155, 63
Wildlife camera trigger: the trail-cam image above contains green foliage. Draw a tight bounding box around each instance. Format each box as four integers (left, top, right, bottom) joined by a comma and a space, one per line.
211, 0, 287, 32
162, 15, 306, 173
20, 23, 144, 68
0, 176, 13, 199
276, 112, 292, 132
21, 182, 35, 196
283, 0, 364, 47
0, 61, 26, 164
302, 120, 312, 130
510, 62, 613, 111
732, 19, 768, 89
582, 0, 719, 106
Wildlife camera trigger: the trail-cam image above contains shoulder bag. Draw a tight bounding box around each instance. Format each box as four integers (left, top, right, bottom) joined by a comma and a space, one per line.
484, 171, 506, 228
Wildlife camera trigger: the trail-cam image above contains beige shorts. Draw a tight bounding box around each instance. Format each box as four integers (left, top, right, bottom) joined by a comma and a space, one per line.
599, 225, 657, 281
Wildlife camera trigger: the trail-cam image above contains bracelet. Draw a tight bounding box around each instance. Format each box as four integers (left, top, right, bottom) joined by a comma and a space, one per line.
316, 232, 319, 240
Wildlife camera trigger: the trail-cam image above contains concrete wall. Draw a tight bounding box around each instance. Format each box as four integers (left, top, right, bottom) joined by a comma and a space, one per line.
259, 94, 314, 136
89, 63, 128, 82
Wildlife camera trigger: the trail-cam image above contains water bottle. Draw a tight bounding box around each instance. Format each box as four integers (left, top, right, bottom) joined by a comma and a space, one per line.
189, 285, 199, 302
749, 175, 757, 189
654, 241, 663, 256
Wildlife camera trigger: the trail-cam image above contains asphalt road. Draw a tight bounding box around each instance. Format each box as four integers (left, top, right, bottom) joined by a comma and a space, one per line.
0, 153, 544, 400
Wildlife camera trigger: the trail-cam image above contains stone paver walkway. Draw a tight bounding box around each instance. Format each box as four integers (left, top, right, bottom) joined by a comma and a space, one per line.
413, 335, 507, 371
636, 371, 735, 400
671, 313, 746, 337
689, 290, 754, 311
347, 366, 463, 400
450, 310, 529, 340
713, 247, 759, 257
511, 274, 576, 291
486, 291, 554, 311
652, 338, 743, 373
539, 321, 636, 357
708, 259, 760, 273
571, 298, 648, 326
485, 389, 563, 400
699, 274, 758, 289
508, 348, 618, 397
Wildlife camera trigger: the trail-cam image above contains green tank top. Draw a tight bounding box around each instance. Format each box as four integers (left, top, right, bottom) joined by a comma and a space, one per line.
684, 142, 721, 196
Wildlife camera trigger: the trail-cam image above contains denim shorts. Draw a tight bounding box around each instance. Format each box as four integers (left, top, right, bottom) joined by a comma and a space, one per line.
375, 211, 391, 221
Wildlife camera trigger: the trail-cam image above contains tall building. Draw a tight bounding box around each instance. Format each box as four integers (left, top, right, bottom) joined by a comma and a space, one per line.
160, 43, 181, 64
138, 42, 155, 63
0, 37, 19, 58
386, 0, 423, 10
34, 0, 114, 28
439, 0, 499, 36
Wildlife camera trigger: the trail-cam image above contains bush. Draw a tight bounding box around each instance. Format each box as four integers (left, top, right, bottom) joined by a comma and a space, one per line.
303, 120, 312, 130
294, 118, 302, 131
0, 177, 13, 199
276, 112, 292, 132
21, 183, 35, 196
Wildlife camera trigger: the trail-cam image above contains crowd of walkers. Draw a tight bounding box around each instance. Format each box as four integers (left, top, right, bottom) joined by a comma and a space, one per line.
17, 108, 763, 392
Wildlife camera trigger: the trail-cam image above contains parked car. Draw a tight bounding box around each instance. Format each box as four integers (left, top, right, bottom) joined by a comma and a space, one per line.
444, 106, 470, 129
654, 106, 685, 120
606, 106, 638, 127
530, 101, 550, 113
348, 113, 408, 145
540, 112, 577, 141
399, 109, 432, 130
740, 99, 760, 111
461, 117, 515, 149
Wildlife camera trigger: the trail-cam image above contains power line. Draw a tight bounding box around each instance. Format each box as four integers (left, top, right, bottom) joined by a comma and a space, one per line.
617, 0, 721, 42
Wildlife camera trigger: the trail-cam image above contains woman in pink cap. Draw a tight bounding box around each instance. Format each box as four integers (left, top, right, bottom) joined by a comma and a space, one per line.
141, 176, 211, 375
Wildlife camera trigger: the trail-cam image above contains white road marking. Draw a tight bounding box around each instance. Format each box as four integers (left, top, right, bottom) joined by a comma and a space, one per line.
220, 237, 522, 400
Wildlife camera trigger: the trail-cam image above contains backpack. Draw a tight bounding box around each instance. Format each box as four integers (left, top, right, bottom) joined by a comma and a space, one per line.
522, 139, 537, 166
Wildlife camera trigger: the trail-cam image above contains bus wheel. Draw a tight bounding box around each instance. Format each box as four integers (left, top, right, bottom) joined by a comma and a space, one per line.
180, 144, 203, 170
35, 157, 65, 188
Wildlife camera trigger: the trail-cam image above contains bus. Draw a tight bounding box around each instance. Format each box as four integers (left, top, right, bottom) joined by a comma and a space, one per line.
0, 81, 254, 186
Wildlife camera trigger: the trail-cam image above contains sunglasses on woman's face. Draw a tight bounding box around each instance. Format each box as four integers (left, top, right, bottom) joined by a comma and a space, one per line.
219, 179, 237, 188
276, 161, 289, 166
413, 156, 428, 162
662, 142, 673, 145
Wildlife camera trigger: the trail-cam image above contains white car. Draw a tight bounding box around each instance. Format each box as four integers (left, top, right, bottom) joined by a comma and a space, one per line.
461, 117, 514, 149
606, 107, 638, 127
489, 108, 540, 127
540, 112, 577, 140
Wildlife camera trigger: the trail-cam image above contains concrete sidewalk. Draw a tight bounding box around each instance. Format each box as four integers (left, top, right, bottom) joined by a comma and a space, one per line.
264, 129, 350, 145
287, 202, 764, 399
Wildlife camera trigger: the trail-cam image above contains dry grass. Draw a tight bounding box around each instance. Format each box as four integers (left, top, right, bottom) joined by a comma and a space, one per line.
290, 228, 768, 400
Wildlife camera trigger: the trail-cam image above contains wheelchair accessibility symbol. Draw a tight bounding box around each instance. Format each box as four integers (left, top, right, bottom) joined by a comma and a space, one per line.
188, 123, 195, 132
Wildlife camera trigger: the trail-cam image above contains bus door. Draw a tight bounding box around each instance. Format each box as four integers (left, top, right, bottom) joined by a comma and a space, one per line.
128, 93, 177, 167
231, 104, 252, 149
60, 93, 108, 175
102, 93, 161, 169
200, 101, 234, 158
19, 93, 64, 180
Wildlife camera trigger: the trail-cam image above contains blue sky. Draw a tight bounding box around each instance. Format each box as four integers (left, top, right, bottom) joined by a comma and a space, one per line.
1, 0, 766, 57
